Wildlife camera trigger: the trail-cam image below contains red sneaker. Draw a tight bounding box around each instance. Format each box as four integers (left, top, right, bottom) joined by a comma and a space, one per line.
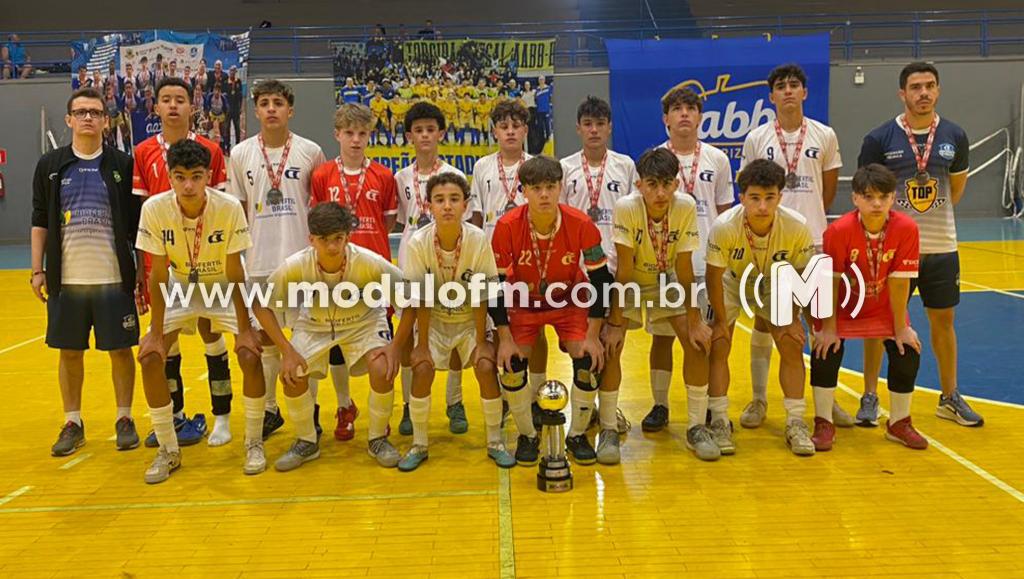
886, 416, 928, 450
811, 417, 835, 451
334, 402, 359, 441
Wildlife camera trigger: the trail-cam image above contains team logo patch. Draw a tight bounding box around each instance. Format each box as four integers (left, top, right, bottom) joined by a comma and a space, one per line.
938, 143, 956, 160
902, 177, 943, 213
122, 315, 137, 330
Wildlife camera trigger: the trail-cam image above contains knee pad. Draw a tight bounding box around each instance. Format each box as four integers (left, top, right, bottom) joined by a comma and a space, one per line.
884, 340, 920, 394
499, 356, 528, 393
572, 355, 599, 392
329, 345, 346, 366
809, 340, 844, 388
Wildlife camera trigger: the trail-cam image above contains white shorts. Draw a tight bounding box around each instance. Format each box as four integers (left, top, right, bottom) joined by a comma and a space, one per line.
428, 319, 480, 371
247, 275, 294, 331
163, 300, 239, 336
292, 313, 392, 379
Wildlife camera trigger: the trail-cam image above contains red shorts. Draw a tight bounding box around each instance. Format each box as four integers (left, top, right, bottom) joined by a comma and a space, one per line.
509, 307, 589, 346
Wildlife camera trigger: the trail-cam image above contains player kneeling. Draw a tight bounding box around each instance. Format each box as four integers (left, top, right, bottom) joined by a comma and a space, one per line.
810, 164, 927, 451
253, 203, 410, 470
397, 173, 516, 471
136, 140, 266, 484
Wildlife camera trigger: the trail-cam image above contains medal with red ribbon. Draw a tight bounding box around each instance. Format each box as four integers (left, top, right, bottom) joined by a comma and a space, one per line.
900, 114, 939, 186
772, 120, 807, 190
258, 132, 293, 206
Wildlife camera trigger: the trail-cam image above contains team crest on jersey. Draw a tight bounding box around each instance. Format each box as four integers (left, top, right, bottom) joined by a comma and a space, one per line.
561, 253, 578, 266
284, 167, 301, 179
699, 170, 714, 182
937, 143, 956, 160
805, 147, 821, 159
901, 176, 943, 213
882, 249, 895, 263
607, 180, 622, 193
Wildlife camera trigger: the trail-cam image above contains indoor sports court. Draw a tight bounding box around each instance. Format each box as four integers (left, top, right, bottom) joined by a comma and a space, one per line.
3, 2, 1024, 577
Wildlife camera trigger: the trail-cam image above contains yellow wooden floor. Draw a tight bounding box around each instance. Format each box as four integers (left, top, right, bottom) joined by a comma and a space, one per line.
1, 240, 1023, 578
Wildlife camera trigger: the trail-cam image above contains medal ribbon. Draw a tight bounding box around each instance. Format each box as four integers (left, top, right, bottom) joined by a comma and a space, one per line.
581, 151, 608, 211
772, 120, 807, 185
667, 141, 702, 197
527, 210, 560, 293
258, 132, 293, 193
497, 156, 523, 207
900, 114, 939, 176
335, 157, 370, 207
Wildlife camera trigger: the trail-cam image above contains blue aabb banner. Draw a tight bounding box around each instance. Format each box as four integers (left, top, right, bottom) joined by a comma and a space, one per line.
606, 34, 830, 174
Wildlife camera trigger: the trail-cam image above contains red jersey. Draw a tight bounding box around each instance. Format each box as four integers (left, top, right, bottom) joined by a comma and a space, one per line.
823, 210, 919, 338
310, 158, 398, 260
492, 204, 608, 311
132, 132, 227, 197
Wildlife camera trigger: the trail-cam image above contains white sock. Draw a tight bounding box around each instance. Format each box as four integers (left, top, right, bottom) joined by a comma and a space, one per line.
650, 369, 671, 407
446, 370, 463, 406
750, 329, 773, 402
400, 365, 413, 405
116, 407, 131, 420
243, 395, 265, 442
367, 389, 394, 440
812, 386, 835, 422
65, 411, 82, 426
410, 395, 431, 447
505, 387, 537, 438
568, 387, 598, 437
208, 414, 232, 446
708, 396, 729, 423
150, 401, 178, 452
481, 397, 504, 445
284, 390, 317, 443
598, 390, 619, 431
331, 364, 350, 409
308, 378, 319, 403
529, 372, 547, 395
890, 392, 913, 423
204, 336, 228, 357
783, 397, 806, 424
261, 345, 281, 412
686, 384, 709, 429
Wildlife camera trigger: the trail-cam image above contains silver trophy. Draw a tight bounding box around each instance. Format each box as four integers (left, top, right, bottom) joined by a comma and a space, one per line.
536, 380, 573, 492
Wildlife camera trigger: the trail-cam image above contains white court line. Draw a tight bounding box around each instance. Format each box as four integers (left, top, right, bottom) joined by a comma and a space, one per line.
0, 335, 44, 356
961, 280, 1024, 299
0, 486, 32, 507
58, 453, 92, 470
198, 372, 208, 380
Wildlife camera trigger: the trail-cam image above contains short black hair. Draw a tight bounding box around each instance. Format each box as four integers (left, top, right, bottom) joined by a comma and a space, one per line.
308, 203, 359, 236
67, 87, 104, 114
737, 159, 786, 193
405, 101, 446, 131
661, 87, 703, 115
852, 163, 897, 195
167, 139, 211, 172
767, 63, 807, 90
252, 79, 295, 106
518, 156, 563, 186
490, 99, 529, 125
426, 172, 469, 199
899, 61, 940, 89
636, 148, 679, 182
576, 96, 611, 123
156, 76, 194, 102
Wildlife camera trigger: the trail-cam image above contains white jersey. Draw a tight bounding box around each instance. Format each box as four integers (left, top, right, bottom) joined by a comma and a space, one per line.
560, 149, 636, 274
404, 222, 500, 325
740, 117, 842, 245
227, 133, 326, 277
395, 160, 468, 269
267, 244, 404, 334
469, 151, 533, 241
612, 192, 700, 289
136, 188, 251, 284
659, 140, 735, 275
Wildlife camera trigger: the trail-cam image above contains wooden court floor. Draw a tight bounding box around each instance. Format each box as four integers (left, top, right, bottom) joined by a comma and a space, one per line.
0, 239, 1023, 578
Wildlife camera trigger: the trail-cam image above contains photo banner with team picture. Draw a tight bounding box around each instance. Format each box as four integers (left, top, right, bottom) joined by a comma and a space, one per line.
70, 30, 250, 153
606, 34, 830, 176
331, 37, 556, 178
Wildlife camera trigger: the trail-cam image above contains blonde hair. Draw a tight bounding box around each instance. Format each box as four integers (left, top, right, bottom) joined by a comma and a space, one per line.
334, 103, 374, 130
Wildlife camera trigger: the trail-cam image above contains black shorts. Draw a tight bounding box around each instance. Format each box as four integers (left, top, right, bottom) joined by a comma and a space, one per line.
46, 284, 139, 351
910, 251, 960, 309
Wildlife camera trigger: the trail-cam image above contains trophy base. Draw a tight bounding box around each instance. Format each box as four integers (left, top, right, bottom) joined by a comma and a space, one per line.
537, 456, 573, 492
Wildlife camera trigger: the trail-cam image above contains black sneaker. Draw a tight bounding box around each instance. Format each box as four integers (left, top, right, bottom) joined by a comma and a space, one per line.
52, 420, 85, 457
262, 408, 285, 440
642, 405, 670, 432
566, 434, 597, 465
531, 401, 543, 430
115, 417, 140, 451
515, 434, 540, 466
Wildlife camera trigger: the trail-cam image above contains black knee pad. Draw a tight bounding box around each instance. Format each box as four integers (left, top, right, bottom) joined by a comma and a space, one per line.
500, 356, 528, 393
572, 355, 599, 392
884, 340, 920, 394
809, 340, 845, 388
329, 345, 345, 366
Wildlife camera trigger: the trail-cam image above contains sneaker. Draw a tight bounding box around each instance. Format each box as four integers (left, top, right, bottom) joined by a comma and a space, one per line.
243, 439, 267, 475
785, 420, 816, 456
832, 401, 856, 428
708, 418, 736, 455
447, 402, 469, 434
144, 447, 181, 484
936, 391, 984, 427
51, 421, 85, 457
531, 401, 543, 431
641, 405, 669, 432
334, 401, 359, 441
596, 429, 621, 465
368, 436, 401, 468
515, 434, 541, 466
487, 442, 516, 468
811, 417, 836, 451
886, 416, 928, 449
566, 434, 597, 465
115, 417, 140, 451
274, 438, 320, 472
262, 407, 285, 439
144, 414, 206, 448
856, 393, 880, 427
740, 399, 767, 429
398, 404, 413, 436
398, 444, 429, 471
616, 408, 632, 434
686, 425, 721, 461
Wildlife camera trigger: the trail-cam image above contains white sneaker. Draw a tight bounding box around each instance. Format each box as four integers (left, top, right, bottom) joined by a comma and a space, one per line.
831, 401, 856, 428
243, 439, 266, 475
144, 447, 181, 484
785, 420, 816, 456
740, 399, 767, 428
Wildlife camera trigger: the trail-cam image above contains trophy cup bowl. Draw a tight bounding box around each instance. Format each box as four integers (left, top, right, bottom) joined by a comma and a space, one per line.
536, 380, 573, 492
537, 380, 569, 412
